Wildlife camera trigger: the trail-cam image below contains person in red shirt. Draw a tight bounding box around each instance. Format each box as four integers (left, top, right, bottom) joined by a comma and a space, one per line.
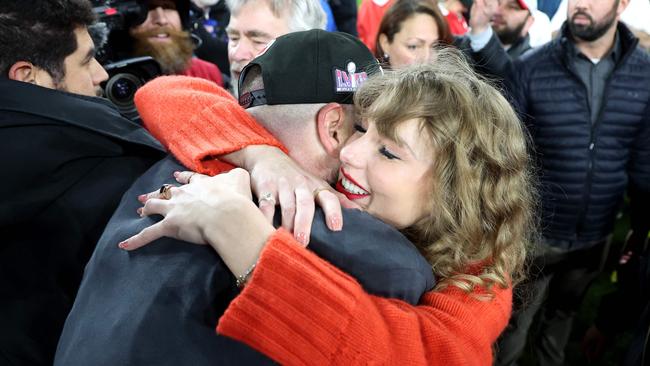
439, 0, 471, 35
357, 0, 395, 52
122, 34, 537, 364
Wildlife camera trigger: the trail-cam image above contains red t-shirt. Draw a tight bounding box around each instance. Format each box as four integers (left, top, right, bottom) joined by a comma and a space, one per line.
180, 57, 224, 87
357, 0, 394, 54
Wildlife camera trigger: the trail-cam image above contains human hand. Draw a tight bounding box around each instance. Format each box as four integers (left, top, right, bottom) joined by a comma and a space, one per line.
119, 168, 255, 251
235, 146, 344, 245
470, 0, 498, 35
619, 230, 648, 265
581, 325, 608, 362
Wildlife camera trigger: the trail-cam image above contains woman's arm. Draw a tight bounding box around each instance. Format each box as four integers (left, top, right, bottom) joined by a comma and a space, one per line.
134, 76, 341, 234
218, 230, 512, 366
134, 76, 286, 175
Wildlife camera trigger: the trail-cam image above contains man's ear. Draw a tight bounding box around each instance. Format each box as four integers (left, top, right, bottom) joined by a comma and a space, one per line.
523, 14, 535, 36
316, 102, 350, 157
8, 61, 37, 83
617, 0, 630, 17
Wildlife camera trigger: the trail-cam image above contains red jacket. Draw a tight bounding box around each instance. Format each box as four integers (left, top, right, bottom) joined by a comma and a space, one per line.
135, 76, 513, 365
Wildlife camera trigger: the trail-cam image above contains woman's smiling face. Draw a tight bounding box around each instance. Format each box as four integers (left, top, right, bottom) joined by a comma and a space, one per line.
336, 118, 434, 229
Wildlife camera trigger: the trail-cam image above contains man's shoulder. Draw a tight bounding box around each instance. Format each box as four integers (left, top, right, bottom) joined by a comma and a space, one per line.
308, 208, 435, 303
518, 38, 561, 65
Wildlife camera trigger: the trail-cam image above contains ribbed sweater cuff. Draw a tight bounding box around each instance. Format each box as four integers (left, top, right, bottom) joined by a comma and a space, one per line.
217, 229, 362, 365
166, 101, 286, 175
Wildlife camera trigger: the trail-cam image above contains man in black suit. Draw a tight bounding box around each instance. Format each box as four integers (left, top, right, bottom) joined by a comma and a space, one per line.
0, 1, 165, 364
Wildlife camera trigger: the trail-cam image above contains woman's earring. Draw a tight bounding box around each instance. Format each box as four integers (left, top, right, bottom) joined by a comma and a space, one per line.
383, 53, 390, 62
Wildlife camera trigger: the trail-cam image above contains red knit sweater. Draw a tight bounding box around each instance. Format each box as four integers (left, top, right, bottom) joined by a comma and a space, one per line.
135, 76, 513, 365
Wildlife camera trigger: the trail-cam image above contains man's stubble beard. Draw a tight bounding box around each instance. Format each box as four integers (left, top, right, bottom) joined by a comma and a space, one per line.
131, 27, 195, 75
569, 1, 619, 42
494, 17, 529, 46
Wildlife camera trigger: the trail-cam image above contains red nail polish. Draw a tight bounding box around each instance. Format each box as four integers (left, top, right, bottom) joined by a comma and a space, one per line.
137, 194, 147, 202
118, 241, 128, 249
173, 171, 180, 177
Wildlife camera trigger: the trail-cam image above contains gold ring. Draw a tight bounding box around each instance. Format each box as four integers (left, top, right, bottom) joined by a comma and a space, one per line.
159, 184, 173, 200
313, 187, 329, 198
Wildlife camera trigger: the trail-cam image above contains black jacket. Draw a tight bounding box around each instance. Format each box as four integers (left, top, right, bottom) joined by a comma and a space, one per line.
506, 34, 531, 59
474, 23, 650, 248
0, 79, 165, 365
55, 157, 435, 365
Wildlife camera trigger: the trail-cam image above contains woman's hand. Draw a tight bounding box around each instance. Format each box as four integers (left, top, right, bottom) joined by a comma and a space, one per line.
119, 168, 276, 278
226, 146, 345, 243
119, 168, 255, 250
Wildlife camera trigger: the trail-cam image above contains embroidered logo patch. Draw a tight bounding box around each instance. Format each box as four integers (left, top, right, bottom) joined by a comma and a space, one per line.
334, 61, 368, 93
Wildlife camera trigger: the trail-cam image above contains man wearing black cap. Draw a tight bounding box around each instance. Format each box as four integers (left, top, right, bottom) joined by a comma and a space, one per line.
128, 0, 224, 84
54, 30, 434, 365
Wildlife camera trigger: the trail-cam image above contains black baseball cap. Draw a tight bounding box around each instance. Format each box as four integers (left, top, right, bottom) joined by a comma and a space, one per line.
238, 29, 381, 109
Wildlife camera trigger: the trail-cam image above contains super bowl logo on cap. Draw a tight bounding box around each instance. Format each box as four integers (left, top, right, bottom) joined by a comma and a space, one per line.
334, 61, 368, 93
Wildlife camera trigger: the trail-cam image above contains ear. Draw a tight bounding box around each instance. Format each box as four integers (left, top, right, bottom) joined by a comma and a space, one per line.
378, 33, 390, 56
8, 61, 37, 83
523, 13, 535, 36
316, 103, 350, 157
617, 0, 629, 16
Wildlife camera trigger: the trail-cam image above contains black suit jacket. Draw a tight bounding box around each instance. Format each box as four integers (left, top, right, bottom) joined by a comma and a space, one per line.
0, 79, 165, 365
55, 157, 435, 365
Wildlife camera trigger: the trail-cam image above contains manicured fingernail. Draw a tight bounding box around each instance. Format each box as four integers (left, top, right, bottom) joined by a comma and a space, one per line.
118, 240, 128, 249
173, 171, 180, 177
296, 232, 309, 247
137, 194, 147, 202
329, 217, 342, 231
136, 207, 143, 217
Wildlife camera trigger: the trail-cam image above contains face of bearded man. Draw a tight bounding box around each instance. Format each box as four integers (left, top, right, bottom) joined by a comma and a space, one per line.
568, 0, 619, 42
129, 3, 195, 75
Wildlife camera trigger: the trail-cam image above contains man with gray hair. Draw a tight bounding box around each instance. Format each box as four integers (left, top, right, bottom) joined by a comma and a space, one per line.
225, 0, 325, 94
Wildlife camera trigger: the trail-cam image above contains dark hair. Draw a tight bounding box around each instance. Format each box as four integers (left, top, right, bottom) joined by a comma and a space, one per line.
374, 0, 453, 63
0, 0, 95, 83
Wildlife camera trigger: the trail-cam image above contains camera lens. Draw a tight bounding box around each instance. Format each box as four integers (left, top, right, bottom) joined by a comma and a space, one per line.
112, 78, 137, 101
106, 73, 141, 105
104, 73, 143, 120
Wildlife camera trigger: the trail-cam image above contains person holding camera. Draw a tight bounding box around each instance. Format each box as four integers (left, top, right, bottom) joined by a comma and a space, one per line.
127, 0, 225, 85
0, 1, 166, 364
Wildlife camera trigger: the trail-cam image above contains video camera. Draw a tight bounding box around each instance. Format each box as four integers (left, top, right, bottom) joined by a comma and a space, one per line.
91, 0, 161, 121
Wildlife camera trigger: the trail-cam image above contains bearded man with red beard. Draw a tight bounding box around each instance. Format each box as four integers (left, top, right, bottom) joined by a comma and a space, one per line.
129, 0, 224, 86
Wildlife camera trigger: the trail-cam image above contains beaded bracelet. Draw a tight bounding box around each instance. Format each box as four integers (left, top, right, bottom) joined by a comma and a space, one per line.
236, 262, 257, 288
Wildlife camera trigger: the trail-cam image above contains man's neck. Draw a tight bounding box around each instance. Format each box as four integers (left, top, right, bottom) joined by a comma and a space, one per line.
574, 23, 618, 60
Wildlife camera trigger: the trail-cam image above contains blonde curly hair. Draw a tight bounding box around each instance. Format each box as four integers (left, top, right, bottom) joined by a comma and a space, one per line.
353, 48, 537, 297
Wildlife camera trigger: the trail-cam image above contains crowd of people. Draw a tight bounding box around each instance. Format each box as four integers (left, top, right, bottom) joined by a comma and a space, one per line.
1, 0, 648, 365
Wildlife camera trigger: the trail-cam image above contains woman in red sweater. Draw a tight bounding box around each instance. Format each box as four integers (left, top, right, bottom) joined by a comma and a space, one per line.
122, 53, 535, 365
